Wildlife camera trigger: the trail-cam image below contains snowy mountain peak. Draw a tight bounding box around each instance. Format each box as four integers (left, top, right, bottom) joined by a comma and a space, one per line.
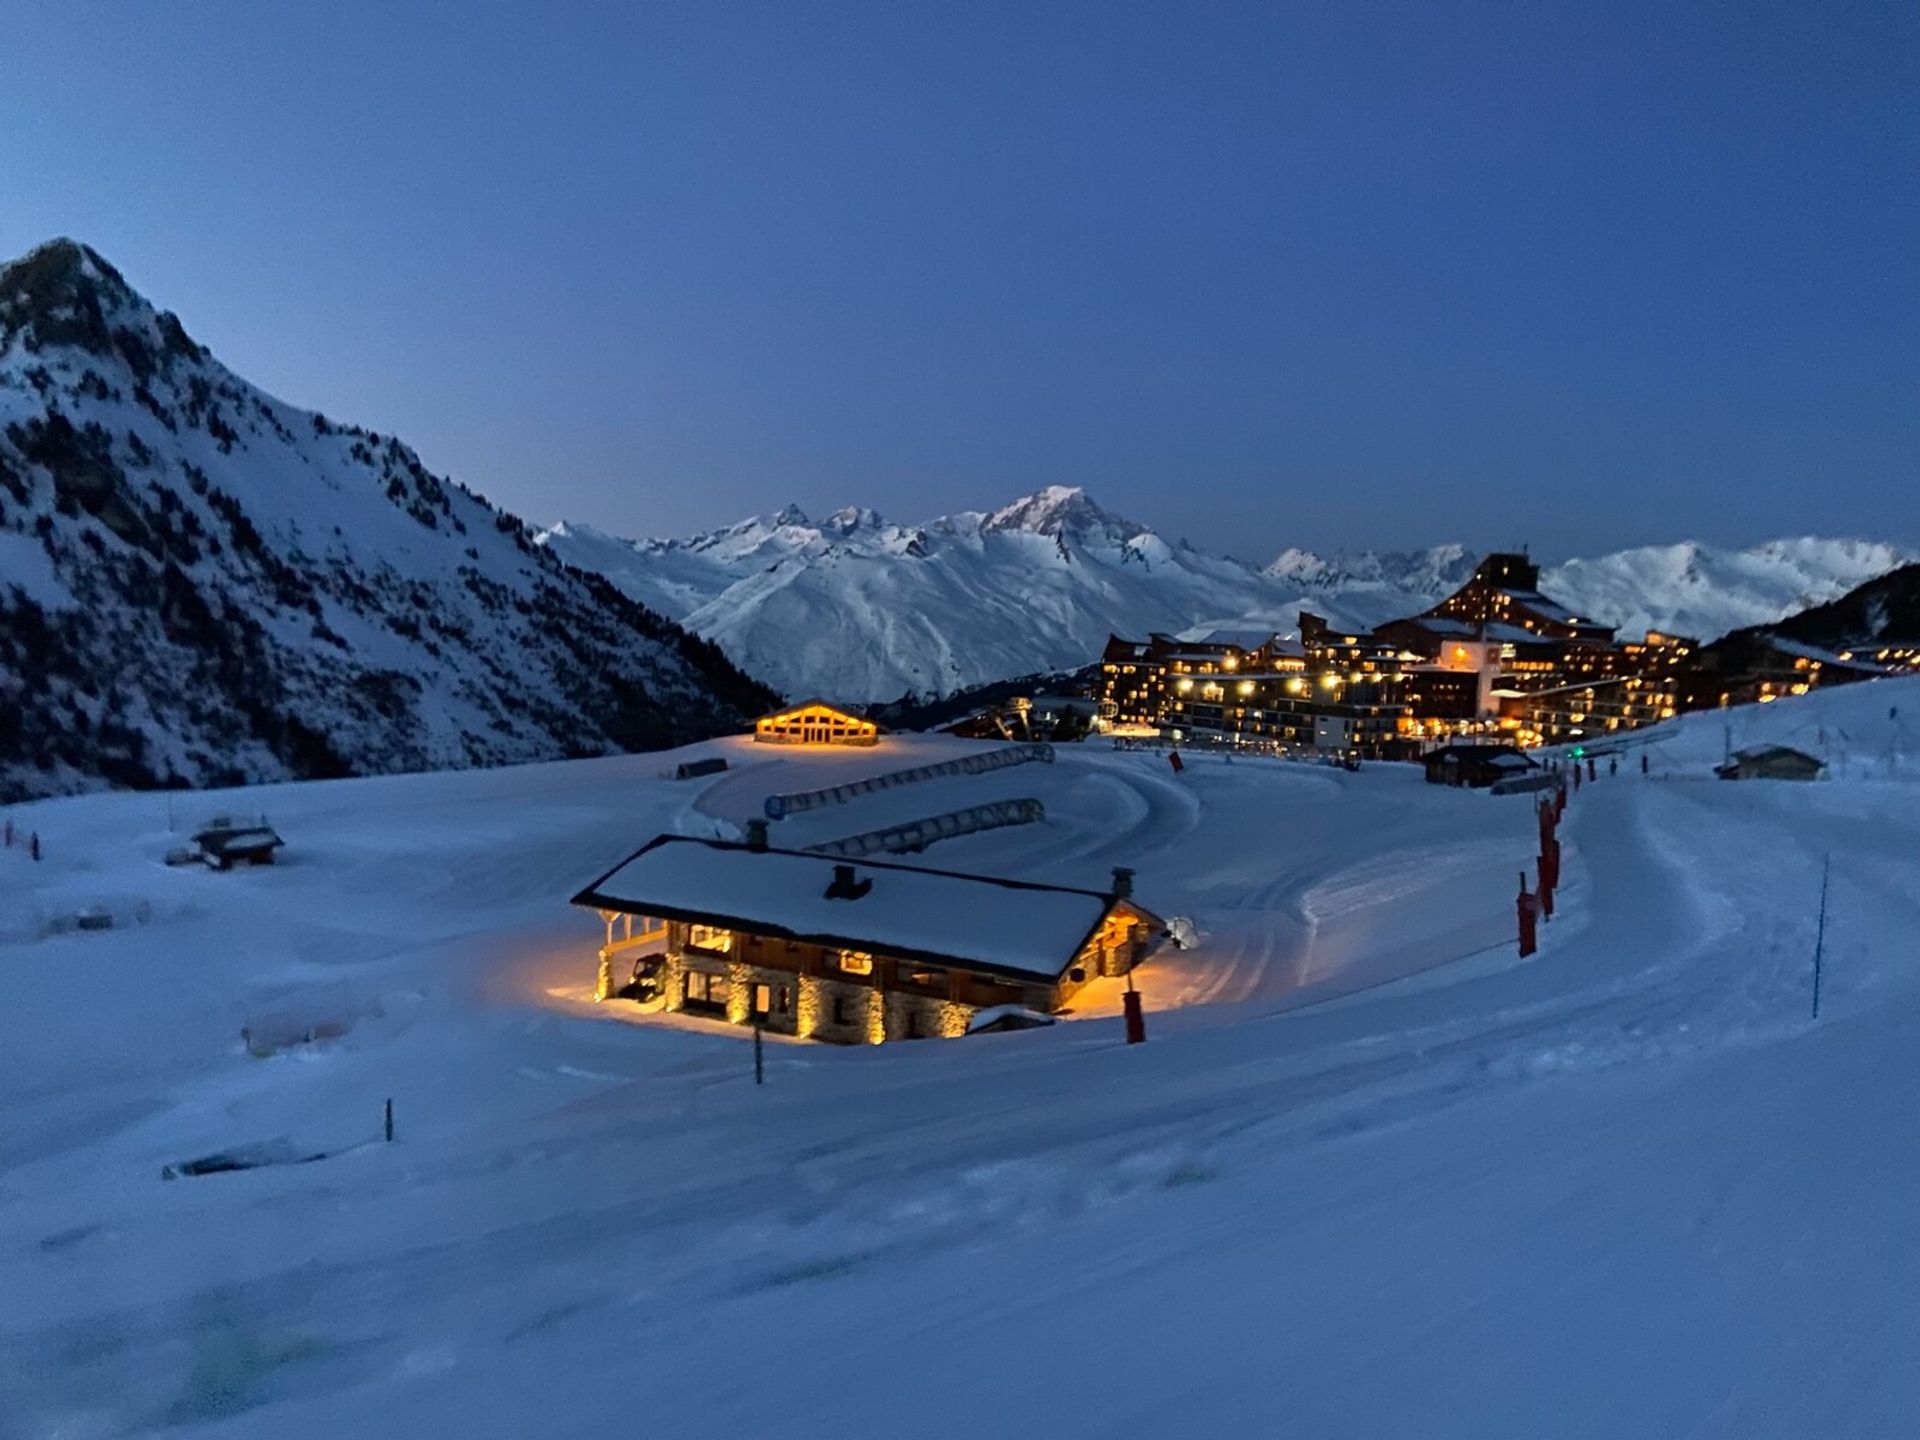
4, 236, 125, 310
820, 505, 884, 537
981, 485, 1145, 545
1, 237, 207, 378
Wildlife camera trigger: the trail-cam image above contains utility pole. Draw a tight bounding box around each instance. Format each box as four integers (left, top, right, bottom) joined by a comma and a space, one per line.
1811, 855, 1831, 1021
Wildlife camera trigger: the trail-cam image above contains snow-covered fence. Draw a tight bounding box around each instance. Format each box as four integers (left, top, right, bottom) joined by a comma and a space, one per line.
764, 743, 1053, 820
807, 798, 1047, 859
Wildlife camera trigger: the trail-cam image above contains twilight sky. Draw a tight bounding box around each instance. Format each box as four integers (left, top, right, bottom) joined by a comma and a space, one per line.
3, 2, 1914, 559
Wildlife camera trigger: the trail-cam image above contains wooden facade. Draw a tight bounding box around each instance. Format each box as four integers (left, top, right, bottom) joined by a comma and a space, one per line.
753, 699, 880, 747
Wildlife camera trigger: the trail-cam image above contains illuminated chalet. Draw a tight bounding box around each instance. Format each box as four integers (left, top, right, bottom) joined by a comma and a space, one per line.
576, 830, 1162, 1043
753, 699, 880, 747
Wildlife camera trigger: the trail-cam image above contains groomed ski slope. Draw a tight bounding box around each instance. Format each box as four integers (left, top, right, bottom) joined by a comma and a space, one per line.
4, 678, 1919, 1438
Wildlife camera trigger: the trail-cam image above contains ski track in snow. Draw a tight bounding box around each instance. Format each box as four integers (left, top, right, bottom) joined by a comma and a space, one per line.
4, 678, 1920, 1438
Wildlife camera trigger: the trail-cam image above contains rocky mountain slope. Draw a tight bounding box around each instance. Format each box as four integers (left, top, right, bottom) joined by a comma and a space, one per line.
1693, 560, 1920, 683
544, 492, 1912, 702
0, 240, 775, 802
1759, 562, 1920, 651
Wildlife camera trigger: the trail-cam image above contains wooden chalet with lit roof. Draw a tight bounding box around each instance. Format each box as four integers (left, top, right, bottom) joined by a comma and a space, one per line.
753, 699, 880, 747
575, 831, 1162, 1043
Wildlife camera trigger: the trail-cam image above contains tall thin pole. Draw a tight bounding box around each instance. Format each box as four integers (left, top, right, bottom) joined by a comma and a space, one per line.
753, 1019, 765, 1085
1811, 854, 1831, 1021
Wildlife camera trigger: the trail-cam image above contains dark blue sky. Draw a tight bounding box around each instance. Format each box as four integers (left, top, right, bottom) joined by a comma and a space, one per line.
5, 3, 1914, 559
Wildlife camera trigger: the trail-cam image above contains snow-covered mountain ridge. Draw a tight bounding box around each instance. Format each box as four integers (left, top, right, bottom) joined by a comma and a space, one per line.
542, 490, 1913, 701
0, 239, 774, 801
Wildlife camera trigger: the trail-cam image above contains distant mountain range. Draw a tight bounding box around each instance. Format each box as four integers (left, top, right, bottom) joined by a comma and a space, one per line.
4, 234, 1908, 803
542, 492, 1913, 701
0, 240, 774, 801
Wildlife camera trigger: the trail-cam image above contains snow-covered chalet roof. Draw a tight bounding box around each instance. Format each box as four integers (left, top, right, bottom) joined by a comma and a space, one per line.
573, 836, 1158, 982
1763, 637, 1891, 674
1195, 628, 1280, 652
191, 823, 284, 856
1728, 744, 1823, 765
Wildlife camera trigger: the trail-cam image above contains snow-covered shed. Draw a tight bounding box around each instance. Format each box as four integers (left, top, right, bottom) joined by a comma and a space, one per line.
1422, 744, 1538, 789
573, 834, 1161, 1042
190, 819, 284, 870
1715, 745, 1825, 782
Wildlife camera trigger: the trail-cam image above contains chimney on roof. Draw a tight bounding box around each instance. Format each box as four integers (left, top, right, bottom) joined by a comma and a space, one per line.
1110, 866, 1135, 899
744, 819, 769, 852
824, 864, 872, 901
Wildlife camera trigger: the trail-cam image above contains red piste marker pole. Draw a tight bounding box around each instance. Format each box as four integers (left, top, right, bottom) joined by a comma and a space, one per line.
1517, 872, 1539, 958
1122, 968, 1147, 1044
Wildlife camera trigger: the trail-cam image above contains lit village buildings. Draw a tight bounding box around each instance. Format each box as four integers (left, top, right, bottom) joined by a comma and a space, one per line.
1098, 553, 1690, 755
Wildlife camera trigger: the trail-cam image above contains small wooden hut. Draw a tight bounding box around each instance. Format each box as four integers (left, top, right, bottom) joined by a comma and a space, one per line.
1715, 745, 1824, 782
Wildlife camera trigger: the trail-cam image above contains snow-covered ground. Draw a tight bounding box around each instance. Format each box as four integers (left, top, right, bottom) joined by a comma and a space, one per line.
5, 679, 1919, 1438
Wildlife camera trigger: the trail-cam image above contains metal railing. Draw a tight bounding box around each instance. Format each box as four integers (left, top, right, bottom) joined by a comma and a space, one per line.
807, 798, 1047, 858
764, 743, 1054, 819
